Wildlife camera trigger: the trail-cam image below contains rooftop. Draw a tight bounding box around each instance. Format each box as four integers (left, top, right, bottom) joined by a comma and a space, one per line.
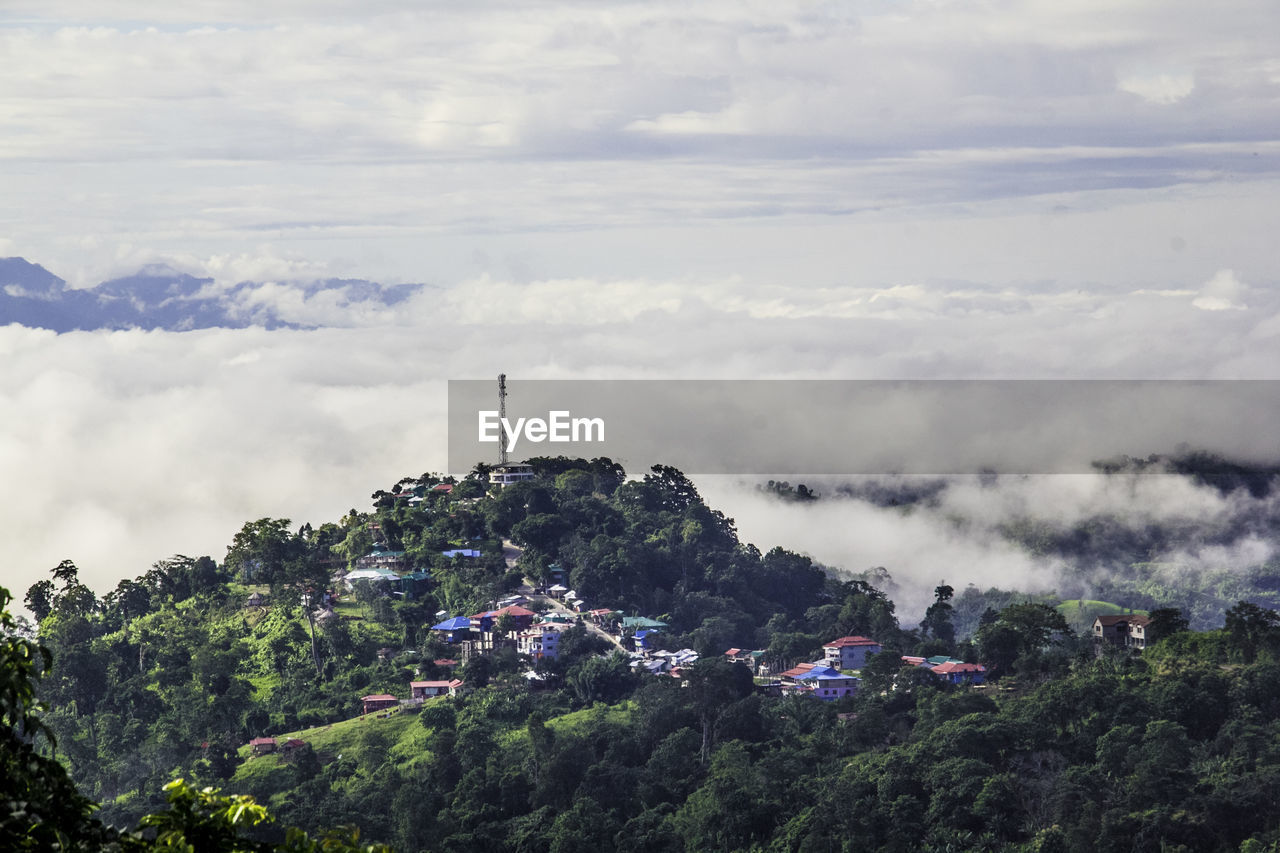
1096, 614, 1150, 627
824, 635, 880, 648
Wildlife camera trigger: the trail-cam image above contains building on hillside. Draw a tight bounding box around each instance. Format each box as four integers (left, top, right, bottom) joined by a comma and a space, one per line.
793, 666, 861, 701
246, 592, 265, 608
249, 737, 277, 755
361, 694, 399, 715
356, 550, 408, 571
441, 548, 482, 559
279, 738, 306, 752
588, 608, 619, 626
929, 661, 987, 685
430, 615, 474, 644
822, 636, 883, 670
633, 657, 670, 675
779, 662, 821, 683
491, 462, 535, 488
470, 604, 537, 634
633, 629, 661, 652
410, 680, 464, 700
466, 604, 537, 653
343, 567, 400, 590
516, 624, 564, 661
397, 570, 432, 601
621, 616, 668, 632
723, 648, 766, 673
899, 655, 988, 685
1093, 614, 1151, 649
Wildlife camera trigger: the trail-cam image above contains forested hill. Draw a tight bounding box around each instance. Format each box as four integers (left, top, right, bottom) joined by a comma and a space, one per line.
10, 458, 1280, 851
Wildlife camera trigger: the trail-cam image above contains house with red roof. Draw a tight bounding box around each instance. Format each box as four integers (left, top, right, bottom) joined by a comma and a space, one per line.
779, 662, 819, 683
588, 608, 619, 626
361, 693, 399, 714
410, 680, 464, 700
897, 655, 988, 686
929, 661, 987, 685
823, 636, 883, 670
279, 738, 306, 752
249, 737, 277, 755
469, 604, 536, 633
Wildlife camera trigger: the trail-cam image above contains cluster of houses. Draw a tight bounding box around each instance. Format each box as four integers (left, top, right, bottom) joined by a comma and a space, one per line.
726, 636, 989, 702
355, 657, 468, 715
630, 646, 700, 676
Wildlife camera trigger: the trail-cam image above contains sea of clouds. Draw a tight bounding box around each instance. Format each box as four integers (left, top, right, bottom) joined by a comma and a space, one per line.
3, 0, 1279, 614
3, 264, 1279, 613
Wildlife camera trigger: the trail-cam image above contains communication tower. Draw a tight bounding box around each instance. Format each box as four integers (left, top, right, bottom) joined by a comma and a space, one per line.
497, 373, 509, 466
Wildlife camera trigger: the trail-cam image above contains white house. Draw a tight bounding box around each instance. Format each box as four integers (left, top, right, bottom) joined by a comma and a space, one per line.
822, 636, 883, 670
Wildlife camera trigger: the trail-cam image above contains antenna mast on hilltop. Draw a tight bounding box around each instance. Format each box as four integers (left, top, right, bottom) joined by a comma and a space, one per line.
497, 373, 509, 466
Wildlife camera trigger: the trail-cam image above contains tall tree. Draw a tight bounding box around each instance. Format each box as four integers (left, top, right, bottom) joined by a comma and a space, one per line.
23, 580, 54, 624
920, 583, 956, 644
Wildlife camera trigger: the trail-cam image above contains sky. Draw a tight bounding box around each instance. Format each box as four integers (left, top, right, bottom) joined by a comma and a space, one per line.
2, 1, 1279, 615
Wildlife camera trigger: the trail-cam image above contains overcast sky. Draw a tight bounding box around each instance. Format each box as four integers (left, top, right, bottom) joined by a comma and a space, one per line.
2, 1, 1278, 610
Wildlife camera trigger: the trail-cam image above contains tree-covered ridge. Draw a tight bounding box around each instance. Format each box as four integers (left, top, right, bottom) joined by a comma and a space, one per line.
11, 458, 1280, 851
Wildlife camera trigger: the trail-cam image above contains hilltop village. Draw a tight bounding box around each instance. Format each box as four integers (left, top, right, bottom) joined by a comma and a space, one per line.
17, 456, 1280, 852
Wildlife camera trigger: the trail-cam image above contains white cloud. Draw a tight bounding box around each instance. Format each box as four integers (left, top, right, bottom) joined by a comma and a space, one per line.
1192, 269, 1248, 311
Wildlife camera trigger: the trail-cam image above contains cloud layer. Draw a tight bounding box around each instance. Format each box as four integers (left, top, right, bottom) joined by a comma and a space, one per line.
2, 2, 1279, 609
3, 261, 1279, 609
0, 1, 1277, 289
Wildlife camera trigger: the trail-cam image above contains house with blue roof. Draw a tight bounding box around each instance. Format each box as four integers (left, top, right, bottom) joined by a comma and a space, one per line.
793, 666, 860, 701
430, 615, 474, 644
633, 629, 660, 651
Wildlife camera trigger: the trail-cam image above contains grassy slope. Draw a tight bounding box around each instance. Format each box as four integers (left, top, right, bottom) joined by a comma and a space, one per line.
235, 698, 637, 799
232, 706, 434, 808
1057, 598, 1150, 631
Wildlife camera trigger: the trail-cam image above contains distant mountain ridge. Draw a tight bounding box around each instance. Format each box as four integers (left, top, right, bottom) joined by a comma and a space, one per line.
0, 257, 427, 331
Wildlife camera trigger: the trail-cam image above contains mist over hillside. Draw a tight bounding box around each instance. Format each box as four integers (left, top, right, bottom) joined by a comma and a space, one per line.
710, 454, 1280, 630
